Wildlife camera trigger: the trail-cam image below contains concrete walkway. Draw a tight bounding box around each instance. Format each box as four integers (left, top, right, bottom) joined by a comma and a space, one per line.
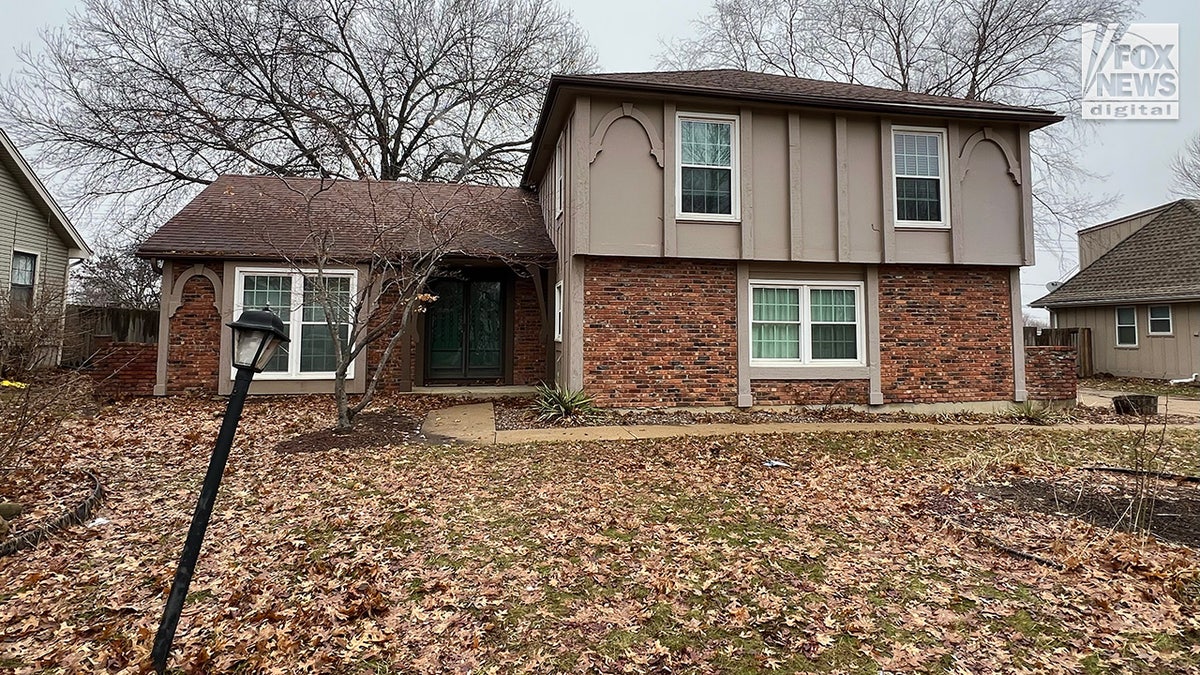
421, 401, 1200, 446
1079, 388, 1200, 418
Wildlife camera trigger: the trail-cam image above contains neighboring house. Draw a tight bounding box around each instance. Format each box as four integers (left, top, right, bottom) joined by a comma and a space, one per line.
138, 69, 1070, 409
1033, 200, 1200, 380
0, 128, 92, 344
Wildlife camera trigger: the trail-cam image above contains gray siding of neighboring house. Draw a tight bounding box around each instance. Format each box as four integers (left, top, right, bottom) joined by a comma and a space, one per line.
1053, 302, 1200, 379
0, 159, 70, 307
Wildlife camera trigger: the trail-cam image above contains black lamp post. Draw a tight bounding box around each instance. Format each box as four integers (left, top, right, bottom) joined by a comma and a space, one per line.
151, 308, 289, 674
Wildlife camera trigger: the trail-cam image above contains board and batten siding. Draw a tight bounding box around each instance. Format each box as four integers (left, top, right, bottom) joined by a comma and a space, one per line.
0, 160, 70, 305
1053, 303, 1200, 379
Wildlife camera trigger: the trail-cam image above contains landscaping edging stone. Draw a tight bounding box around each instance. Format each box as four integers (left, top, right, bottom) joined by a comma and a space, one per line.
0, 471, 105, 558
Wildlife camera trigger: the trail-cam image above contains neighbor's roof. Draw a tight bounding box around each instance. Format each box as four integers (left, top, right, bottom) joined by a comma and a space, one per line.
523, 69, 1064, 186
0, 128, 91, 258
1033, 200, 1200, 308
137, 175, 554, 264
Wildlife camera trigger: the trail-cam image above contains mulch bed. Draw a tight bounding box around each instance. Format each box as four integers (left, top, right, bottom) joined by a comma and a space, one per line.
970, 472, 1200, 547
272, 395, 486, 452
493, 398, 1197, 431
1, 468, 97, 540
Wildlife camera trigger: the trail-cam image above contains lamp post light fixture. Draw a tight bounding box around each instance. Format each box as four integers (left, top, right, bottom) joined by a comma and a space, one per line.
151, 308, 289, 674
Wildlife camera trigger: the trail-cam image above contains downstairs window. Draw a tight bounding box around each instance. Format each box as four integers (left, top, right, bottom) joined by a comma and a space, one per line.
750, 281, 864, 366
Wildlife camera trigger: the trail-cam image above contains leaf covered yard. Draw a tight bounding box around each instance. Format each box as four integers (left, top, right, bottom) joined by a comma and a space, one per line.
2, 398, 1199, 673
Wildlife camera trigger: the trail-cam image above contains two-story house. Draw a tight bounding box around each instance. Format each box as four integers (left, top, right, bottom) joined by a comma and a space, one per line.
137, 69, 1065, 409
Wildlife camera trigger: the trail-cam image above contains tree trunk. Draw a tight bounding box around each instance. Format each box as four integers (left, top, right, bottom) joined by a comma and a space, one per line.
334, 372, 352, 430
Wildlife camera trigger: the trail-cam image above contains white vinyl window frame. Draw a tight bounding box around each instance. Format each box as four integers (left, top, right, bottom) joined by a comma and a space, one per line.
553, 281, 563, 342
891, 125, 951, 229
1148, 305, 1173, 335
1115, 306, 1138, 348
554, 133, 565, 218
9, 248, 39, 306
232, 267, 360, 380
748, 279, 866, 368
676, 111, 740, 222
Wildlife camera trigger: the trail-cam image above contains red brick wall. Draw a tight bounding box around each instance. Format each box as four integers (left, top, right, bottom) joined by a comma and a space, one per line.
1025, 346, 1077, 401
87, 339, 156, 397
166, 264, 223, 394
878, 265, 1014, 403
582, 257, 738, 407
512, 277, 546, 386
752, 379, 869, 406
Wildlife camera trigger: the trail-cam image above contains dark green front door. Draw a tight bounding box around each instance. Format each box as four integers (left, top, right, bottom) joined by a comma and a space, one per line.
426, 279, 504, 381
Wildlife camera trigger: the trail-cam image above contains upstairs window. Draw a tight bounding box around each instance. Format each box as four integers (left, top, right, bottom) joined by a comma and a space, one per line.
678, 113, 739, 220
1149, 305, 1173, 335
235, 269, 357, 378
10, 252, 36, 308
1115, 306, 1138, 347
892, 127, 948, 227
554, 136, 564, 217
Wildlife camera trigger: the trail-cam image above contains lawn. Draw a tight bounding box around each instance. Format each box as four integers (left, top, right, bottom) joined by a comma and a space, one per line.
2, 397, 1199, 673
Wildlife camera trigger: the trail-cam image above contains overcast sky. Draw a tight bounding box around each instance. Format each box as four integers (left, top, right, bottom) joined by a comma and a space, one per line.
1, 0, 1196, 311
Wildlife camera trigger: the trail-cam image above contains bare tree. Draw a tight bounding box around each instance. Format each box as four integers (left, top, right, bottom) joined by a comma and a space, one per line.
71, 242, 161, 310
0, 0, 595, 227
660, 0, 1137, 260
249, 177, 533, 429
1169, 133, 1200, 198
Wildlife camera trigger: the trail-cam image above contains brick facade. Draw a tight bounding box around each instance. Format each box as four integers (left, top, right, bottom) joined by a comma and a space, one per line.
166, 264, 223, 394
512, 276, 546, 386
1025, 346, 1077, 402
87, 339, 157, 397
878, 265, 1014, 403
751, 379, 870, 406
582, 257, 738, 407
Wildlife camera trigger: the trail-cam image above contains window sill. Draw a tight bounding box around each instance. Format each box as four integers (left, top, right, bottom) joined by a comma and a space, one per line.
677, 214, 741, 224
750, 365, 869, 380
1148, 333, 1174, 337
1114, 345, 1139, 350
895, 222, 950, 230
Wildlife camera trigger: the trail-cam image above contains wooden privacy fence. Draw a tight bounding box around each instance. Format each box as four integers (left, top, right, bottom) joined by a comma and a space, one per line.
63, 305, 159, 367
1024, 327, 1093, 378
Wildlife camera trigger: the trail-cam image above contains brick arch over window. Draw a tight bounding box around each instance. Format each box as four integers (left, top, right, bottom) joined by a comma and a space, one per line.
958, 127, 1021, 185
589, 103, 664, 168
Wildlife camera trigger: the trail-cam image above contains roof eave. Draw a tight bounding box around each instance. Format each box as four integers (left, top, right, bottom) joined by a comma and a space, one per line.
0, 128, 92, 258
1034, 294, 1200, 309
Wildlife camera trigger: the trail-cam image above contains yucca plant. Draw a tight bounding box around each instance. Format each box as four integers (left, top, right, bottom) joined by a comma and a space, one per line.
1005, 400, 1055, 426
532, 383, 596, 423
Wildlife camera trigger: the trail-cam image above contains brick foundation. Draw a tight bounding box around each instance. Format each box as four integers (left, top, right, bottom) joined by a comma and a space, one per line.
582, 257, 738, 407
1025, 346, 1077, 402
878, 265, 1014, 403
166, 263, 223, 394
751, 379, 870, 406
87, 339, 157, 397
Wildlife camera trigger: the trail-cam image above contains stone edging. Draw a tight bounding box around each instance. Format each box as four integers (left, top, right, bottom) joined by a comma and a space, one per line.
0, 471, 105, 558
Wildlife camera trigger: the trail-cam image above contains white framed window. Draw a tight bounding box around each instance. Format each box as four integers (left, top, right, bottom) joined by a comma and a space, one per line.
1115, 306, 1138, 347
749, 280, 864, 367
233, 267, 358, 379
677, 112, 739, 221
10, 251, 36, 308
553, 281, 563, 342
554, 134, 565, 217
1149, 305, 1172, 335
892, 126, 949, 228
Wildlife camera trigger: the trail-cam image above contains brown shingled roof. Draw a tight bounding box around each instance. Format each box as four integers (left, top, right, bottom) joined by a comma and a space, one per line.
1033, 200, 1200, 308
137, 175, 554, 264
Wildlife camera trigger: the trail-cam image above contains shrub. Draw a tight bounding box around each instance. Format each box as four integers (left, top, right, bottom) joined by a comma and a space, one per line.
532, 383, 596, 423
1005, 401, 1055, 425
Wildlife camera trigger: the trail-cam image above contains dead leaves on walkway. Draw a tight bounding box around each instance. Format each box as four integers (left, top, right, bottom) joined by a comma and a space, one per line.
0, 396, 1198, 672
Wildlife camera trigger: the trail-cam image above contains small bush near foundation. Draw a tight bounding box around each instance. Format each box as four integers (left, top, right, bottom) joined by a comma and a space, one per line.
1005, 401, 1055, 426
533, 383, 596, 423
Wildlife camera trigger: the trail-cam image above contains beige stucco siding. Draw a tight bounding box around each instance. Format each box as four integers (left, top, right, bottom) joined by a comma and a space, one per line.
571, 96, 1033, 267
1054, 303, 1200, 379
0, 161, 70, 305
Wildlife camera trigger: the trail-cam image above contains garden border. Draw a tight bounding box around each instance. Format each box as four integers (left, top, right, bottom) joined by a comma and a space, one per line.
0, 470, 105, 558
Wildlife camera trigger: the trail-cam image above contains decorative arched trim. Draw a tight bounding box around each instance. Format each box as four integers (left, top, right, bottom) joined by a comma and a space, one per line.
589, 103, 664, 168
167, 264, 223, 317
958, 127, 1022, 185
